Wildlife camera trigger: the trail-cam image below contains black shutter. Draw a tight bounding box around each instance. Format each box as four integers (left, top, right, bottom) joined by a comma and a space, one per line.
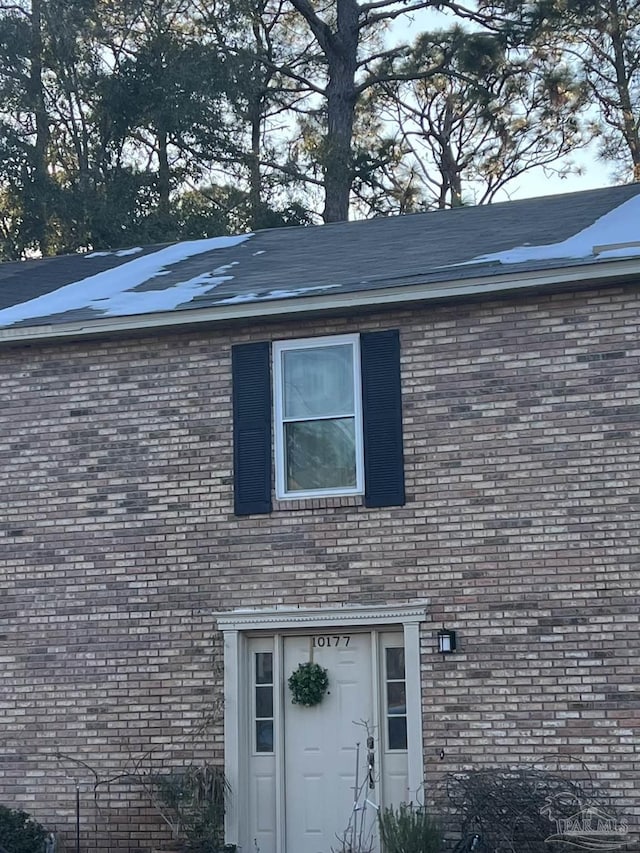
361, 329, 405, 508
232, 342, 272, 515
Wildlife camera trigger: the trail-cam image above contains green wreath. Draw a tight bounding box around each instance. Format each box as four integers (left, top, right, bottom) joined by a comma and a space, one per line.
288, 661, 329, 706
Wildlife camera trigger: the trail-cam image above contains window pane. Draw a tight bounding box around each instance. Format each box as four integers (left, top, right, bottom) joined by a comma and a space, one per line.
256, 720, 273, 753
387, 682, 406, 716
256, 686, 273, 718
285, 419, 356, 491
388, 716, 407, 750
385, 647, 405, 680
256, 652, 273, 685
283, 345, 354, 419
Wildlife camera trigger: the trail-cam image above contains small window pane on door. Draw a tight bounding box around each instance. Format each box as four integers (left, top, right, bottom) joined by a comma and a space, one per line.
256, 652, 273, 684
386, 681, 406, 715
256, 720, 274, 753
255, 652, 274, 753
388, 717, 407, 751
385, 647, 407, 751
386, 647, 405, 680
256, 686, 273, 718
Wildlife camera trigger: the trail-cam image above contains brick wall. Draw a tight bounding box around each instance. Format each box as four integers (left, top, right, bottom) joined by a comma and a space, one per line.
1, 283, 638, 850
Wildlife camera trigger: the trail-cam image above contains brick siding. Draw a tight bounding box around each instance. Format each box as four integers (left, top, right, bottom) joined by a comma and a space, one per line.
1, 283, 639, 850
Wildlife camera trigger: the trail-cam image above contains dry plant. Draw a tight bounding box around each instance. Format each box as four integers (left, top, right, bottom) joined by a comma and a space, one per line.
53, 701, 225, 851
444, 760, 623, 853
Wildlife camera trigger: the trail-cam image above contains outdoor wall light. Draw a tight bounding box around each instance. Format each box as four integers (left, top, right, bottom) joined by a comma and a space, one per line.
437, 628, 457, 654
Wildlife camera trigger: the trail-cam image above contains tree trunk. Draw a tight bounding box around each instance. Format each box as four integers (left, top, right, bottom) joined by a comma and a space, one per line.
157, 126, 170, 220
324, 61, 357, 222
440, 99, 462, 208
29, 0, 52, 255
322, 0, 359, 223
286, 0, 363, 222
249, 98, 263, 229
607, 0, 640, 181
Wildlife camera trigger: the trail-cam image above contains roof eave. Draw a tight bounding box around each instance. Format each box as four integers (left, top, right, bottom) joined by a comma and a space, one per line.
1, 257, 639, 345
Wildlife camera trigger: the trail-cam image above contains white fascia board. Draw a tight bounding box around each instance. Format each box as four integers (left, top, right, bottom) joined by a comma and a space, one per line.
1, 257, 639, 345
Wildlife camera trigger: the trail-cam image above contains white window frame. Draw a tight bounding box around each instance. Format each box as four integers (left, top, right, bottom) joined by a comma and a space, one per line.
273, 333, 364, 500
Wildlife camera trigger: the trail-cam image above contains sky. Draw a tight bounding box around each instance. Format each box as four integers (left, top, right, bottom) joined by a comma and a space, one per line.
501, 146, 610, 202
389, 7, 614, 204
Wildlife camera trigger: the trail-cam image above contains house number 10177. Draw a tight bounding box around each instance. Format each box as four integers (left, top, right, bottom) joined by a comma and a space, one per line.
312, 635, 350, 648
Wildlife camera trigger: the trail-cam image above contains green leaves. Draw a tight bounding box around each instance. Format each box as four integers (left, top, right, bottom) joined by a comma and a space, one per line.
288, 661, 330, 706
0, 0, 635, 253
378, 803, 443, 853
0, 805, 48, 853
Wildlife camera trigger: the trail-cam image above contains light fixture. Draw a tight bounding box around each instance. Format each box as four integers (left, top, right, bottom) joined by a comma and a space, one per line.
437, 628, 457, 654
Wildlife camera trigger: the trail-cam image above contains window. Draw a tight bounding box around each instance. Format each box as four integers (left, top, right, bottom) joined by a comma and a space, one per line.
254, 651, 274, 753
384, 646, 407, 750
232, 329, 404, 515
273, 335, 364, 499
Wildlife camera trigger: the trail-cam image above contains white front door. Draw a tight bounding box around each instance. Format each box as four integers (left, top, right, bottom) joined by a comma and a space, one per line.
245, 630, 410, 853
283, 632, 376, 853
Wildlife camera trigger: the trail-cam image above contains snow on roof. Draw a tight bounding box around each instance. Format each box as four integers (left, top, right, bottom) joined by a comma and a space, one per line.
0, 234, 251, 327
467, 194, 640, 266
2, 185, 640, 338
215, 284, 341, 304
84, 247, 144, 258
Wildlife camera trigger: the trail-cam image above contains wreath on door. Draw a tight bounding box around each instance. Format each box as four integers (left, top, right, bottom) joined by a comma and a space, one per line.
288, 661, 329, 706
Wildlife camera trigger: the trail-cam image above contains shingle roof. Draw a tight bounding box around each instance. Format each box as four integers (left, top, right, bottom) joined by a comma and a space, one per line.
1, 183, 639, 336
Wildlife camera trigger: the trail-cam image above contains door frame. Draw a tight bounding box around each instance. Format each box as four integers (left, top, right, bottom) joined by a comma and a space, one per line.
216, 602, 427, 853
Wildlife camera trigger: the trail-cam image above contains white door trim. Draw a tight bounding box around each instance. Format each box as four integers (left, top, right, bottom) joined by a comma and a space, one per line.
217, 601, 427, 853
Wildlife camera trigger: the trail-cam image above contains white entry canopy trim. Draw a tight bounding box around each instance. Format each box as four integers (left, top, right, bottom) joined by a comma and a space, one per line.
215, 601, 428, 632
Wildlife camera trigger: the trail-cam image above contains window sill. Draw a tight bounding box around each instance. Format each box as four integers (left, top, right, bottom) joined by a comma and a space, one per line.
274, 494, 363, 512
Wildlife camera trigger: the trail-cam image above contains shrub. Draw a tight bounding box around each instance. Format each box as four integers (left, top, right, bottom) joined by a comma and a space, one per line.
445, 767, 622, 853
379, 802, 442, 853
0, 805, 47, 853
150, 764, 227, 852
